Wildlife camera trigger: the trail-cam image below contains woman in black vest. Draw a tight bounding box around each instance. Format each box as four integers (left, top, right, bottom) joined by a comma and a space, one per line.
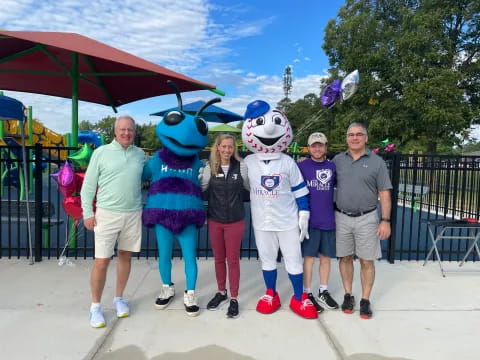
201, 133, 248, 318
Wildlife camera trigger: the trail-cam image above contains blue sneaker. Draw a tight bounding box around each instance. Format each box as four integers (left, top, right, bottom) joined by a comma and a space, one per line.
89, 305, 105, 328
113, 297, 130, 318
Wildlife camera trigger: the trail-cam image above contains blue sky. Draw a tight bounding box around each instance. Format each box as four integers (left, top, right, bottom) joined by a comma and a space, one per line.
1, 0, 345, 134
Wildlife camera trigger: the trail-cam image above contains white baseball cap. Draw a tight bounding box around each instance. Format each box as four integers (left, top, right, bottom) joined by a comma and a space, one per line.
308, 132, 328, 146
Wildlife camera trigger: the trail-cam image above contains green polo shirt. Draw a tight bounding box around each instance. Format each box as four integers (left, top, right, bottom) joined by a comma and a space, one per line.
80, 140, 146, 219
333, 148, 392, 213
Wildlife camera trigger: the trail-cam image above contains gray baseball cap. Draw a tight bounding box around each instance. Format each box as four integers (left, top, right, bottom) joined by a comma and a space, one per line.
308, 132, 328, 145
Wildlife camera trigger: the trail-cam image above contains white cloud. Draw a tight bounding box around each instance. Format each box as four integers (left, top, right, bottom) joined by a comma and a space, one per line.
293, 58, 300, 63
1, 1, 328, 135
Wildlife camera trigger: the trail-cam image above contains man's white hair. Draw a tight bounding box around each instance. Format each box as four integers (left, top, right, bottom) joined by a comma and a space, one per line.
114, 115, 136, 130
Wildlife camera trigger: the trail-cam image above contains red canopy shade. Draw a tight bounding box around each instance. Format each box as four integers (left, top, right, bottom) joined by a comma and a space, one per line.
0, 30, 223, 145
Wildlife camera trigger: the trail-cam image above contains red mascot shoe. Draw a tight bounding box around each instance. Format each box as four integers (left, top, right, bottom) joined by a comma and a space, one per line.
289, 293, 318, 319
256, 289, 281, 314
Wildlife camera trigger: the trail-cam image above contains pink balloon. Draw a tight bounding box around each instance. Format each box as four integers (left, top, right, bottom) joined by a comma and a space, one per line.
372, 147, 380, 154
58, 161, 75, 187
58, 180, 77, 197
385, 144, 395, 152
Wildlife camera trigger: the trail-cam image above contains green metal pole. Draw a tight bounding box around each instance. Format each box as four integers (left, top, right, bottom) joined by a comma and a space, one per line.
70, 53, 79, 248
71, 52, 79, 147
28, 106, 33, 193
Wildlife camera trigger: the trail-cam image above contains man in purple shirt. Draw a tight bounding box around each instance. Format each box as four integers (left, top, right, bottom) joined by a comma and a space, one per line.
298, 132, 339, 313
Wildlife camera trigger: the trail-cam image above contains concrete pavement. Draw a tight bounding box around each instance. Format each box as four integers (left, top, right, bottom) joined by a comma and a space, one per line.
0, 257, 479, 360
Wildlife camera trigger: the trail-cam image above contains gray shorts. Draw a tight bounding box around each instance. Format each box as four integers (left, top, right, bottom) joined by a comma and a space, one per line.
335, 211, 381, 260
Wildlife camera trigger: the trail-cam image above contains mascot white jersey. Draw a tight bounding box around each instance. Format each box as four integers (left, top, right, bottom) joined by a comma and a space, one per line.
242, 100, 317, 319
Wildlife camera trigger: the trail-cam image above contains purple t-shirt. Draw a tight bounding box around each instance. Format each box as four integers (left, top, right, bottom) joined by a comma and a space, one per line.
298, 158, 336, 230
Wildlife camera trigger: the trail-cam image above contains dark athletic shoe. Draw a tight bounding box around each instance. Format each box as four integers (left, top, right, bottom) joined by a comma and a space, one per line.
206, 291, 228, 310
341, 293, 355, 314
226, 299, 239, 318
318, 290, 339, 310
359, 298, 373, 319
307, 292, 324, 313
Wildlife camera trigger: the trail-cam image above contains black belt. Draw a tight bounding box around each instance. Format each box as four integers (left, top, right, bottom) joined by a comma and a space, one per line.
335, 207, 376, 217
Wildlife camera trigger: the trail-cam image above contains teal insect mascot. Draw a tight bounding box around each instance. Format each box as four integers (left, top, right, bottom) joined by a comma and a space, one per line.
143, 81, 221, 316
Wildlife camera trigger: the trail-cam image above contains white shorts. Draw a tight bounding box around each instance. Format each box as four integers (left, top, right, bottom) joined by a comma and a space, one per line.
253, 227, 303, 274
93, 207, 142, 258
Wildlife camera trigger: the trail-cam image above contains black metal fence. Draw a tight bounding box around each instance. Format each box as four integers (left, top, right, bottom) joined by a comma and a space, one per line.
2, 144, 480, 263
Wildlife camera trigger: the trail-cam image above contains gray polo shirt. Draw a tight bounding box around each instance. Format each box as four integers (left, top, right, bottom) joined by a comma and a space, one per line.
333, 148, 392, 213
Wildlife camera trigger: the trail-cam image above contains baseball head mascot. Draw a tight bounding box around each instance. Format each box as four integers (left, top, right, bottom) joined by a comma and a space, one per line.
142, 80, 220, 317
242, 100, 317, 319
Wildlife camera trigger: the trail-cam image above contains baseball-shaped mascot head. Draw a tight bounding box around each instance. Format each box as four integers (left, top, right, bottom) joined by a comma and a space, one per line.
156, 81, 221, 157
242, 100, 292, 159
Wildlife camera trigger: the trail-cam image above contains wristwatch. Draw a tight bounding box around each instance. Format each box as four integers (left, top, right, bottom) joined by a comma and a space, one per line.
380, 218, 391, 223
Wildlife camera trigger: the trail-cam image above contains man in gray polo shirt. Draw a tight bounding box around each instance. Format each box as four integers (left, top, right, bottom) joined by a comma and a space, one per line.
333, 122, 392, 319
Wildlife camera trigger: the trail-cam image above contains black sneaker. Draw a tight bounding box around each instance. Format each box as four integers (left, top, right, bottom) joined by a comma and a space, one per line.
307, 293, 324, 313
184, 290, 200, 317
155, 284, 175, 310
359, 299, 373, 319
341, 293, 355, 314
318, 290, 339, 310
226, 299, 239, 318
206, 291, 228, 310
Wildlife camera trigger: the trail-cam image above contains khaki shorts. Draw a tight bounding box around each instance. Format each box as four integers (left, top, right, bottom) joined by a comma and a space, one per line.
93, 207, 142, 258
335, 210, 381, 260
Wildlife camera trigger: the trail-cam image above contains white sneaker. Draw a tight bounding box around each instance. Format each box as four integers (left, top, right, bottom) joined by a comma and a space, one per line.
113, 297, 130, 318
89, 305, 106, 328
155, 284, 175, 310
184, 290, 200, 317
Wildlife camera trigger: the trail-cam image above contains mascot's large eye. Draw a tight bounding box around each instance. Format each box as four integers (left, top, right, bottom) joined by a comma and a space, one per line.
273, 114, 286, 127
164, 111, 184, 125
252, 116, 265, 127
195, 117, 208, 136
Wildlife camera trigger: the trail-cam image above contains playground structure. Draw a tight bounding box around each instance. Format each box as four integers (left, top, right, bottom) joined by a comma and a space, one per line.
0, 110, 68, 199
0, 102, 105, 199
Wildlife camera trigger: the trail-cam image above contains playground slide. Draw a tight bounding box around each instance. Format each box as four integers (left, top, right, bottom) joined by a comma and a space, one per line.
2, 119, 68, 159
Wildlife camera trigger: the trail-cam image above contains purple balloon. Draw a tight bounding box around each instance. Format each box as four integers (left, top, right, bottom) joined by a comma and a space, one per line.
50, 170, 60, 184
58, 161, 75, 187
321, 79, 342, 109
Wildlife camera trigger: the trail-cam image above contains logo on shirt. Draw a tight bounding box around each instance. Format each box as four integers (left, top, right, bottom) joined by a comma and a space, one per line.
261, 175, 280, 191
316, 169, 332, 185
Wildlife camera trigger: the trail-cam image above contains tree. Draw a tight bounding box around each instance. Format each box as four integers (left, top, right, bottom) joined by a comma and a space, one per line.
135, 122, 161, 150
285, 93, 325, 145
323, 0, 480, 153
79, 120, 93, 131
92, 116, 116, 143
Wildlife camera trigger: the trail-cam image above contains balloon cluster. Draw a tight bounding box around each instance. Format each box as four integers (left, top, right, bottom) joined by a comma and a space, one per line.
296, 70, 360, 139
50, 144, 93, 222
371, 138, 395, 154
321, 70, 360, 108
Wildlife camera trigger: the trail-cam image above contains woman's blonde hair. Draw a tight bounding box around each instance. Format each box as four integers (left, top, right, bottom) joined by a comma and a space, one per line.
209, 133, 241, 176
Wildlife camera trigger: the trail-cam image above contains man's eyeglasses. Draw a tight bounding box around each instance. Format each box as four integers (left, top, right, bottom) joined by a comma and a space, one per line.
347, 133, 366, 138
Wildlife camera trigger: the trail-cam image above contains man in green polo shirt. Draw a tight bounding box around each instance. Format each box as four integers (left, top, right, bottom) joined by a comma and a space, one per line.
81, 115, 146, 328
333, 122, 392, 319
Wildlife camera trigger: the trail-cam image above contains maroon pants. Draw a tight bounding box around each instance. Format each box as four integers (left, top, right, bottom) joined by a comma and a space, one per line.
208, 218, 245, 298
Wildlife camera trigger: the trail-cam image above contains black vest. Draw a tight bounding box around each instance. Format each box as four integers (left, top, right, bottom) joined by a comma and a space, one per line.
206, 158, 245, 223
